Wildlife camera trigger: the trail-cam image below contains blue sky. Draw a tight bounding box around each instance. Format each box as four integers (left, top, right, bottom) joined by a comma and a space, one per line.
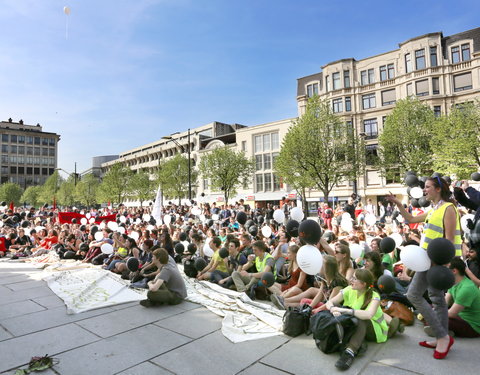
0, 0, 479, 174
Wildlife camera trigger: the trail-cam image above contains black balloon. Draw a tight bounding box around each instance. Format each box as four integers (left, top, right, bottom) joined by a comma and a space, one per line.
236, 211, 247, 225
298, 220, 322, 245
406, 186, 412, 197
174, 242, 185, 254
427, 238, 455, 265
257, 216, 264, 225
245, 219, 255, 229
427, 265, 455, 290
21, 220, 29, 228
410, 198, 420, 208
444, 176, 452, 185
418, 196, 430, 208
179, 232, 187, 241
206, 219, 214, 227
377, 275, 396, 294
187, 243, 197, 255
194, 257, 208, 271
219, 247, 229, 259
404, 171, 416, 178
249, 225, 258, 236
471, 172, 480, 181
286, 220, 299, 237
90, 225, 99, 235
405, 174, 419, 187
0, 201, 6, 206
126, 257, 140, 272
431, 172, 442, 178
380, 237, 396, 253
261, 272, 275, 288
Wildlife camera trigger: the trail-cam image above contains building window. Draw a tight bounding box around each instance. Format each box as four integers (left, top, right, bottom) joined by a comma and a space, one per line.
27, 147, 33, 155
362, 93, 376, 109
1, 166, 7, 174
365, 144, 379, 165
416, 79, 429, 96
34, 137, 40, 145
263, 134, 271, 151
49, 138, 55, 146
10, 135, 17, 143
451, 46, 460, 63
254, 135, 262, 153
263, 154, 271, 170
1, 134, 8, 142
345, 97, 351, 112
34, 147, 40, 156
1, 155, 7, 163
405, 53, 412, 73
255, 155, 262, 171
34, 167, 40, 175
453, 72, 472, 92
1, 145, 7, 153
307, 83, 319, 97
241, 141, 247, 152
415, 49, 426, 70
42, 138, 48, 146
325, 75, 330, 91
361, 70, 367, 85
332, 72, 341, 90
26, 136, 33, 145
10, 145, 17, 153
273, 174, 281, 190
18, 146, 24, 154
363, 119, 378, 139
264, 173, 272, 191
381, 89, 396, 106
18, 156, 24, 164
332, 98, 343, 113
368, 69, 375, 84
18, 167, 24, 174
433, 106, 441, 117
461, 44, 471, 61
432, 77, 440, 94
18, 136, 25, 144
387, 63, 395, 79
271, 133, 279, 150
255, 174, 263, 192
380, 65, 387, 81
10, 166, 17, 174
430, 46, 438, 67
27, 167, 32, 174
406, 83, 413, 96
344, 70, 350, 88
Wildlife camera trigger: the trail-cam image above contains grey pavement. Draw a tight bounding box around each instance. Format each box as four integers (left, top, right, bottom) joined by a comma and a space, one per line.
0, 260, 476, 375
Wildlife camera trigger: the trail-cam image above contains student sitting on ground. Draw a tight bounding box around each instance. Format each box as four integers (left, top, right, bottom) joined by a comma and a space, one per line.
196, 236, 229, 281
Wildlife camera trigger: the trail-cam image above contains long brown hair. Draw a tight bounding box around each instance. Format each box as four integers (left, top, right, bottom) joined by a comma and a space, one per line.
355, 269, 375, 310
336, 244, 351, 277
288, 245, 300, 274
427, 177, 453, 203
323, 255, 347, 286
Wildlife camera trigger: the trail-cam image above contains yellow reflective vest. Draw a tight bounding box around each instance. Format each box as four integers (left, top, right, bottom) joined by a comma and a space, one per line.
421, 202, 462, 256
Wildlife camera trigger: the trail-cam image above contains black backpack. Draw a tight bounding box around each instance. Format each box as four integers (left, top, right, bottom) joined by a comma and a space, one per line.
309, 310, 358, 354
183, 258, 198, 278
282, 304, 312, 337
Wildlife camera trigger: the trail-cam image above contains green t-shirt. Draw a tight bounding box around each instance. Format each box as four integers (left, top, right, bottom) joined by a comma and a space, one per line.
381, 250, 397, 273
212, 250, 229, 273
448, 277, 480, 333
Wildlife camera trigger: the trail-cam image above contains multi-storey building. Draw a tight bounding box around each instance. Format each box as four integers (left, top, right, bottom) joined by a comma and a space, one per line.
0, 118, 60, 187
80, 155, 119, 180
296, 27, 480, 207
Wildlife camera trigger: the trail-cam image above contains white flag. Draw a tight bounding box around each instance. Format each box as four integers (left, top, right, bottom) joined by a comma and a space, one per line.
151, 185, 163, 222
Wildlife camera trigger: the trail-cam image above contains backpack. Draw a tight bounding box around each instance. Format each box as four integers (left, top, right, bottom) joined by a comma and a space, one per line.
309, 310, 358, 354
282, 304, 312, 337
183, 258, 198, 278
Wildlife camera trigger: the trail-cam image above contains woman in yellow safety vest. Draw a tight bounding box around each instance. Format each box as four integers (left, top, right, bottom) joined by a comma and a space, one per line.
386, 176, 460, 360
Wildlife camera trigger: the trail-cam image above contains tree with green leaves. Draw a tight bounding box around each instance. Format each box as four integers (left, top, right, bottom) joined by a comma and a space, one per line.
431, 101, 480, 179
199, 146, 254, 203
38, 171, 63, 205
0, 182, 23, 206
130, 170, 155, 207
97, 164, 133, 204
157, 154, 197, 204
275, 96, 365, 203
75, 173, 100, 207
57, 176, 77, 207
378, 97, 435, 179
20, 186, 42, 208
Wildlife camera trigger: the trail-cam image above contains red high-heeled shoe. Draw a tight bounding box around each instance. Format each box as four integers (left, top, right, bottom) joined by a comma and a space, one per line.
419, 341, 436, 349
433, 336, 454, 359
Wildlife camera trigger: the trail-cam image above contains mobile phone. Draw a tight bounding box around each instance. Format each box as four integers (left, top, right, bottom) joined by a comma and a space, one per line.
455, 181, 462, 187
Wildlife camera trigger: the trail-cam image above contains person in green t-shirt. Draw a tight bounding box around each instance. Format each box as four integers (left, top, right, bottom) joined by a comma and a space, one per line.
445, 257, 480, 338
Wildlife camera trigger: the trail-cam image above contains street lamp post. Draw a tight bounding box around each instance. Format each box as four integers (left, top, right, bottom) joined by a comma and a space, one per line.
55, 162, 78, 185
162, 130, 192, 200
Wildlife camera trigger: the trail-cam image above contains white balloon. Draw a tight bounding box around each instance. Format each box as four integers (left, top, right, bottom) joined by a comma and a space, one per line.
397, 215, 405, 223
117, 226, 126, 234
129, 231, 140, 241
192, 207, 201, 216
297, 244, 324, 275
365, 214, 376, 226
89, 218, 95, 224
0, 221, 3, 228
147, 225, 155, 231
273, 209, 285, 224
199, 214, 206, 223
100, 243, 113, 255
80, 210, 85, 215
80, 218, 87, 225
203, 243, 214, 257
143, 214, 151, 222
461, 214, 475, 234
94, 231, 103, 241
212, 214, 219, 221
341, 217, 353, 232
35, 226, 44, 233
261, 226, 272, 238
64, 6, 71, 16
24, 228, 30, 236
86, 213, 91, 219
99, 222, 106, 229
120, 215, 127, 223
163, 215, 171, 225
107, 221, 118, 231
349, 243, 364, 259
290, 207, 304, 221
400, 245, 431, 272
390, 233, 403, 248
342, 212, 352, 221
410, 187, 423, 199
135, 218, 142, 225
185, 200, 192, 206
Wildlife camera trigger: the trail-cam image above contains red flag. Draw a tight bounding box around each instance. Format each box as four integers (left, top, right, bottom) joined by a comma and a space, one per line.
53, 197, 57, 210
9, 201, 14, 211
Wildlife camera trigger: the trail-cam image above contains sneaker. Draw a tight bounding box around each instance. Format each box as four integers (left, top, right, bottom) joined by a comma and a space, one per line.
335, 349, 355, 371
270, 294, 286, 310
247, 284, 257, 300
356, 342, 368, 357
140, 299, 154, 308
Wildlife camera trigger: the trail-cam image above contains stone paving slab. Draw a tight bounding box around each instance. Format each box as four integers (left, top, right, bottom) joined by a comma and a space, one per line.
152, 330, 289, 375
76, 304, 184, 338
4, 279, 45, 291
0, 274, 33, 284
32, 294, 66, 309
359, 362, 421, 375
116, 361, 175, 375
0, 323, 99, 373
0, 300, 45, 320
1, 305, 115, 336
0, 325, 13, 341
0, 285, 55, 304
238, 363, 292, 375
54, 324, 191, 375
153, 308, 222, 339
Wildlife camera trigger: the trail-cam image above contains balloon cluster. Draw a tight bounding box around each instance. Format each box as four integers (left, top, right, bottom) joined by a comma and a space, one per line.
403, 171, 429, 208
